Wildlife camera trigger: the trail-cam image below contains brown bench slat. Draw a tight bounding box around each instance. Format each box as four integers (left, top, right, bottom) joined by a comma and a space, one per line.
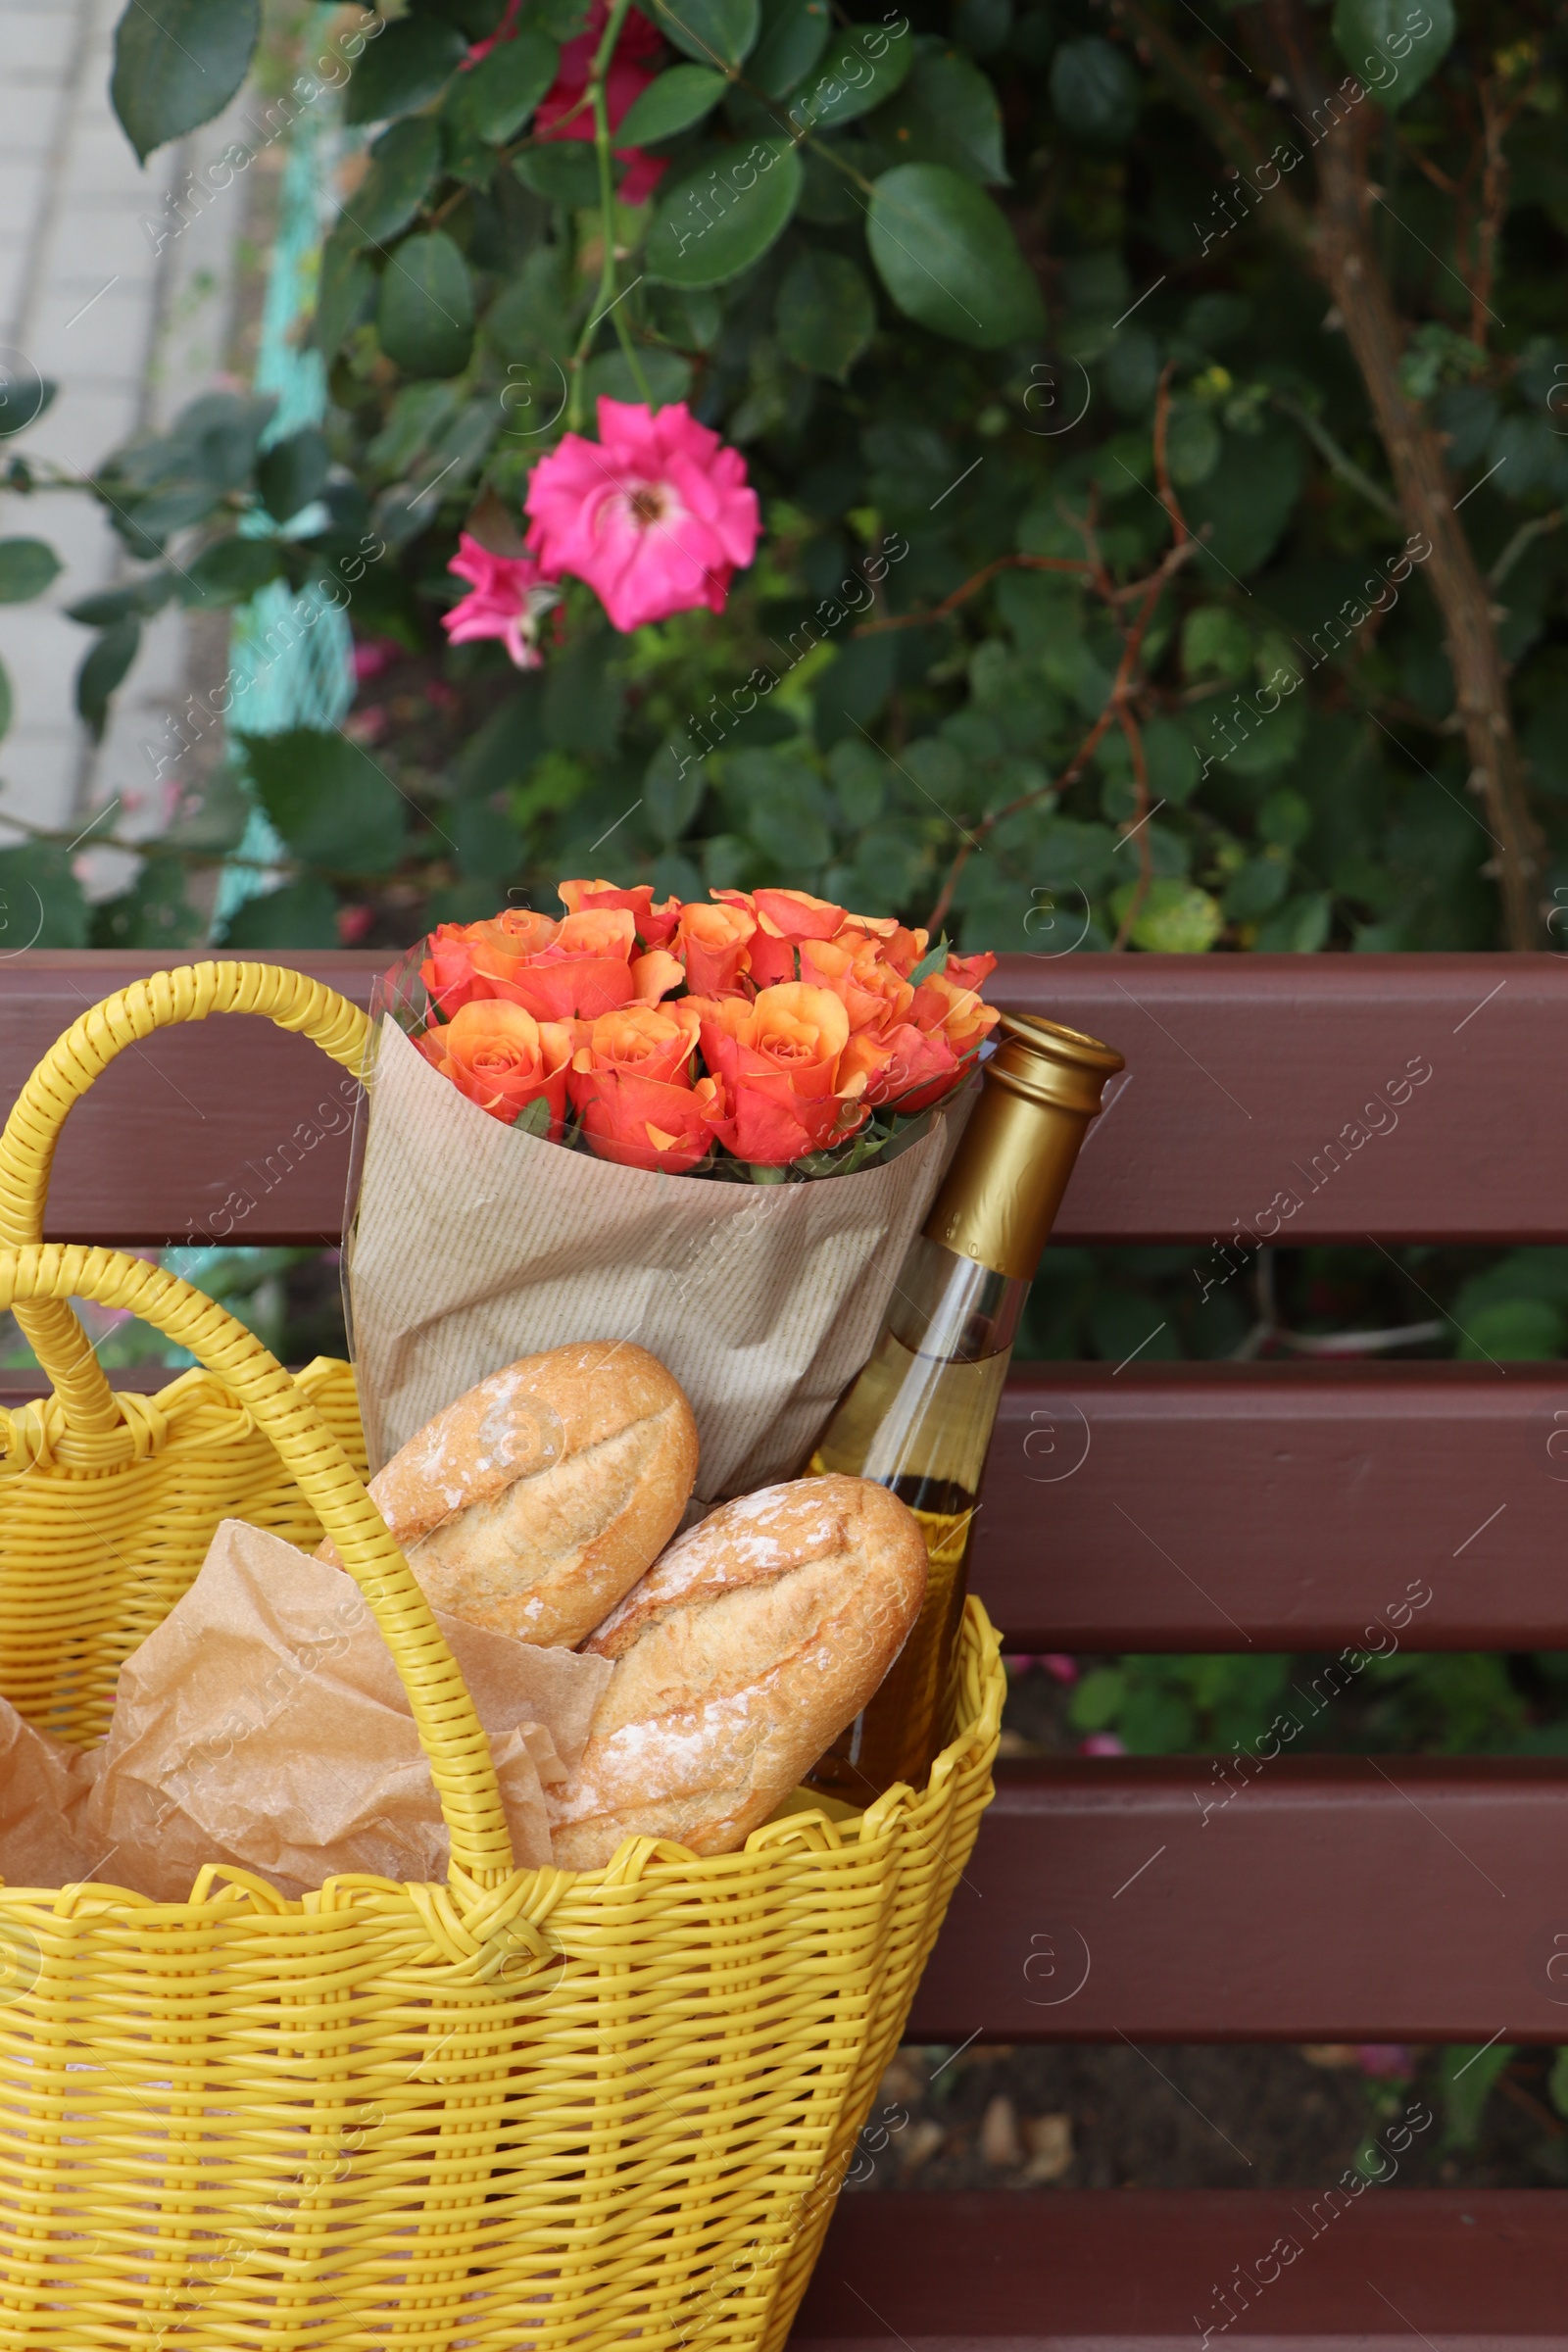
1012, 951, 1568, 1245
975, 1362, 1568, 1651
4, 951, 1567, 1245
7, 1359, 1552, 1656
788, 2190, 1564, 2347
906, 1760, 1568, 2043
0, 953, 381, 1248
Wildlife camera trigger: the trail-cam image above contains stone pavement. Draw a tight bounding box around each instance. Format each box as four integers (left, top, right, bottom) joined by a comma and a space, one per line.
0, 0, 245, 858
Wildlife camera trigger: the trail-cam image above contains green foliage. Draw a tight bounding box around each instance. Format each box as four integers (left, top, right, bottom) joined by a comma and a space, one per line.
616, 65, 727, 142
238, 732, 409, 873
646, 142, 804, 287
866, 166, 1043, 347
1438, 2041, 1513, 2148
111, 0, 259, 161
0, 540, 60, 603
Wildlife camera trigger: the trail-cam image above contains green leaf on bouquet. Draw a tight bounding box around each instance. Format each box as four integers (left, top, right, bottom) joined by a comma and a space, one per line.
513, 1096, 554, 1137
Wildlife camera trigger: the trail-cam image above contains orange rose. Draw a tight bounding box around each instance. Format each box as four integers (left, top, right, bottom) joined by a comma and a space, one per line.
559, 878, 680, 949
913, 959, 1000, 1057
478, 906, 638, 1022
842, 1021, 959, 1112
676, 900, 755, 998
694, 982, 866, 1164
797, 935, 914, 1035
631, 948, 685, 1004
569, 1004, 709, 1171
437, 1000, 573, 1131
419, 923, 487, 1017
712, 887, 846, 987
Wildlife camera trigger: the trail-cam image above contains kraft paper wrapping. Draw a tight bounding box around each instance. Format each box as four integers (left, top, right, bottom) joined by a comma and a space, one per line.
347, 1017, 963, 1494
76, 1521, 610, 1902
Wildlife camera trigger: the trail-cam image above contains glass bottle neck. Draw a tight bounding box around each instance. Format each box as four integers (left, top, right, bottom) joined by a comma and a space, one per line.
885, 1234, 1027, 1365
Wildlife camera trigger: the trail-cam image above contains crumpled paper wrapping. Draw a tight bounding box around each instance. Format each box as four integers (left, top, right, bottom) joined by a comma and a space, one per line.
0, 1519, 608, 1903
347, 1017, 965, 1494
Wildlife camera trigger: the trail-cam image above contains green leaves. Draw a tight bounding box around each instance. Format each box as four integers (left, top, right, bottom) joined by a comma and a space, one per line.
239, 730, 409, 873
344, 18, 467, 125
222, 879, 341, 950
256, 426, 332, 524
377, 232, 475, 376
316, 231, 376, 361
871, 42, 1006, 183
646, 139, 803, 288
748, 0, 830, 96
76, 620, 140, 742
111, 0, 260, 163
345, 120, 443, 250
787, 19, 913, 130
0, 846, 88, 951
616, 65, 728, 145
776, 251, 876, 379
0, 539, 61, 603
1050, 35, 1138, 143
1332, 0, 1456, 109
649, 0, 759, 68
1109, 878, 1224, 953
866, 165, 1043, 349
179, 536, 286, 608
449, 29, 560, 140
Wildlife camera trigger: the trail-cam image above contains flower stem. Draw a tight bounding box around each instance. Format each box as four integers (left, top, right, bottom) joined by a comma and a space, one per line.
567, 0, 652, 427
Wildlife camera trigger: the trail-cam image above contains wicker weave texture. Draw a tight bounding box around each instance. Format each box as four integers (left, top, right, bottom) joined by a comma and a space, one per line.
0, 970, 1003, 2351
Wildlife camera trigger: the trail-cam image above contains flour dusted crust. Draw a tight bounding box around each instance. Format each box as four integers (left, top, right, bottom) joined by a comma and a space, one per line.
318, 1342, 699, 1648
547, 1474, 928, 1869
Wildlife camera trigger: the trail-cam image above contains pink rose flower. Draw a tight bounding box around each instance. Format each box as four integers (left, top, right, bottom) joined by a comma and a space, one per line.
442, 532, 560, 669
525, 399, 760, 633
533, 1, 668, 207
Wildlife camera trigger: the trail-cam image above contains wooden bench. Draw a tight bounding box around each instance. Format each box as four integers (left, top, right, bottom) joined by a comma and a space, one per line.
3, 948, 1565, 2347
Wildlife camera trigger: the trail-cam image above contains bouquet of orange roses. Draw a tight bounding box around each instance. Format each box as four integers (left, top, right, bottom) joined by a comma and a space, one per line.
345, 879, 998, 1503
407, 880, 998, 1179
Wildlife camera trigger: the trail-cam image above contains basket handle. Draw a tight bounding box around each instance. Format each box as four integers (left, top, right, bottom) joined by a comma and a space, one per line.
0, 962, 371, 1456
0, 1240, 514, 1890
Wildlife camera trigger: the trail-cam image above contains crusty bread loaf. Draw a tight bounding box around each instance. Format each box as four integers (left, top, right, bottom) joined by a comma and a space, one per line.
318, 1342, 699, 1648
547, 1474, 927, 1870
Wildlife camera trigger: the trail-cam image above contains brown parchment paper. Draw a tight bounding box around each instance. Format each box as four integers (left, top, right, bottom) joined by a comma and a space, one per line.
79, 1520, 610, 1901
347, 1017, 964, 1494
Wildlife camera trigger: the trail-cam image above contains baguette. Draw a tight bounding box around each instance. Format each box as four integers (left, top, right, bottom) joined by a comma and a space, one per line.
547, 1474, 927, 1869
318, 1342, 699, 1649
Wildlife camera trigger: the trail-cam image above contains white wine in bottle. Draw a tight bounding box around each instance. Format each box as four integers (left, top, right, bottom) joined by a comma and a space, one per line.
804, 1013, 1124, 1801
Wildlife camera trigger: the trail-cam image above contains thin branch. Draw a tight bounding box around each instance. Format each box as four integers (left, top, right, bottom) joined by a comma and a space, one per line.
1271, 391, 1401, 522
852, 552, 1088, 637
1110, 705, 1154, 951
1488, 508, 1564, 590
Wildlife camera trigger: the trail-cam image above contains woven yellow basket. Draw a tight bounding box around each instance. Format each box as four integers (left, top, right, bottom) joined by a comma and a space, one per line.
0, 965, 1004, 2352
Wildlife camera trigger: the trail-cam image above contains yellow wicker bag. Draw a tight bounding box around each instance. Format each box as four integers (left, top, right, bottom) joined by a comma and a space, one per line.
0, 966, 1004, 2352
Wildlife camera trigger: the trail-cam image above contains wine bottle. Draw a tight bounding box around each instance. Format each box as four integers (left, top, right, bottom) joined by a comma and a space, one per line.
803, 1012, 1124, 1801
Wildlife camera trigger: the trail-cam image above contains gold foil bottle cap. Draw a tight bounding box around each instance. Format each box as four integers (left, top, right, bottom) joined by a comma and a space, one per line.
923, 1011, 1125, 1281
